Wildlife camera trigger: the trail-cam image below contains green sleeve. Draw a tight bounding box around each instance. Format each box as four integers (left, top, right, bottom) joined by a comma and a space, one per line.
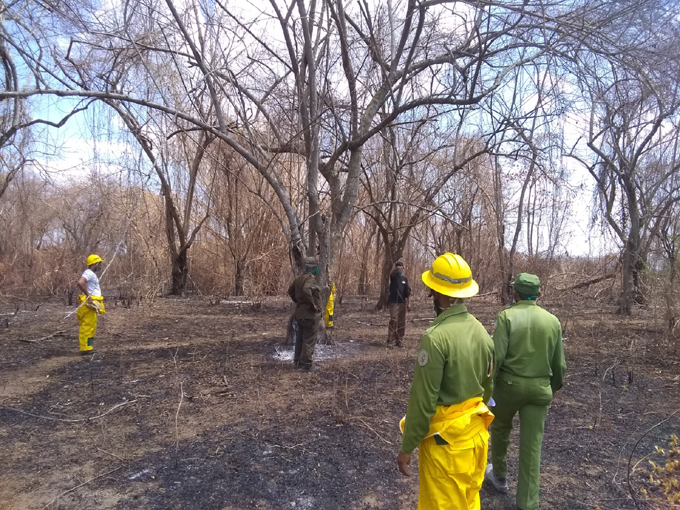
550, 324, 566, 393
482, 338, 494, 404
401, 333, 444, 454
492, 312, 509, 378
287, 281, 296, 302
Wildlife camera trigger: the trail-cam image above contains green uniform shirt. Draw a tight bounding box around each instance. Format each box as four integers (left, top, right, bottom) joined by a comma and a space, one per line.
401, 304, 494, 454
492, 300, 566, 393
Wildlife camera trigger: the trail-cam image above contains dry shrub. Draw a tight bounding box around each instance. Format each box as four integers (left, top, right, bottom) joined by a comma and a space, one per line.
640, 435, 680, 509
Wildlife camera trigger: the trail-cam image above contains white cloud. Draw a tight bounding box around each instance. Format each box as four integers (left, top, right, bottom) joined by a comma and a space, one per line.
33, 131, 138, 183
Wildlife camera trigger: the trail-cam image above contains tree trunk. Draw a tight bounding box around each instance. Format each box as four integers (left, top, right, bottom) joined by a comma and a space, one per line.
668, 252, 677, 333
165, 194, 184, 297
171, 248, 188, 296
290, 239, 306, 276
619, 202, 643, 314
619, 235, 643, 315
494, 159, 513, 305
357, 224, 376, 295
0, 167, 20, 202
633, 256, 646, 305
358, 265, 369, 296
375, 244, 403, 311
500, 269, 513, 305
315, 220, 337, 345
620, 254, 633, 315
375, 259, 392, 311
234, 258, 246, 296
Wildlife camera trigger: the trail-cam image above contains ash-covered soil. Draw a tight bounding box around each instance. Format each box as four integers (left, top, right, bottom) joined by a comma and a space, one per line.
1, 296, 678, 509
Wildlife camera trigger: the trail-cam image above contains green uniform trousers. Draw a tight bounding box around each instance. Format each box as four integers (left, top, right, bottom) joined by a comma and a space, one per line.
489, 372, 553, 510
294, 318, 318, 368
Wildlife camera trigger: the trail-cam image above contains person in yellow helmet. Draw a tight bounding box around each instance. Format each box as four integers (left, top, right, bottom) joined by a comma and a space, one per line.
397, 253, 494, 510
76, 254, 106, 355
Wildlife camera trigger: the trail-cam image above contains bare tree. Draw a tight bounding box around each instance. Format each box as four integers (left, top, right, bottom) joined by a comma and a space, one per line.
205, 143, 289, 296
0, 0, 97, 201
654, 207, 680, 336
487, 58, 570, 303
4, 0, 680, 308
3, 0, 587, 295
570, 63, 680, 313
359, 112, 488, 309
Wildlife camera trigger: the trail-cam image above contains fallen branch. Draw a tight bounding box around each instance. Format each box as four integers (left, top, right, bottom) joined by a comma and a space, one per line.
1, 400, 137, 423
18, 330, 66, 344
571, 272, 617, 290
269, 442, 305, 450
212, 390, 235, 396
41, 465, 123, 509
554, 272, 617, 291
602, 360, 619, 382
96, 447, 127, 464
0, 304, 20, 316
594, 390, 602, 429
349, 416, 393, 445
174, 381, 184, 467
477, 290, 500, 297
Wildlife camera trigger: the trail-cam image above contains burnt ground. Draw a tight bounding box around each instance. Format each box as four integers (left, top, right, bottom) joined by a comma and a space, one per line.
0, 296, 678, 510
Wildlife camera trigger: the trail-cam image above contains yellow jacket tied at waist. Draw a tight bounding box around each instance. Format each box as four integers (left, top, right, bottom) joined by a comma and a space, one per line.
400, 396, 494, 446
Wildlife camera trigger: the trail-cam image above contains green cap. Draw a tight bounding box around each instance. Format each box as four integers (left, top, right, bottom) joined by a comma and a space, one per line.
304, 256, 318, 273
512, 273, 540, 297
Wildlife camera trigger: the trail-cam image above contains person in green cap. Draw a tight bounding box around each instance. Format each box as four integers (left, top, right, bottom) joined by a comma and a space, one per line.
287, 256, 323, 371
485, 273, 566, 510
397, 253, 494, 510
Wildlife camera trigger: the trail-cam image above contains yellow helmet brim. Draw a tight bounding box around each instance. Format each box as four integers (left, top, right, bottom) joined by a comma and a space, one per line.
87, 255, 104, 266
421, 270, 479, 299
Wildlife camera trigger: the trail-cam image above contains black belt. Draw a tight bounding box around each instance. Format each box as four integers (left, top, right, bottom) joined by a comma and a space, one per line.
433, 435, 449, 445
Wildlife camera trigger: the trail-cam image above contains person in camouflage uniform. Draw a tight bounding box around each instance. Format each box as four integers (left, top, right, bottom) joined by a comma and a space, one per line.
288, 256, 323, 371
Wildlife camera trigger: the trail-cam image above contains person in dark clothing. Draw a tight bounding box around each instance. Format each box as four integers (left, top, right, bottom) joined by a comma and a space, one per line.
287, 256, 323, 371
387, 261, 412, 347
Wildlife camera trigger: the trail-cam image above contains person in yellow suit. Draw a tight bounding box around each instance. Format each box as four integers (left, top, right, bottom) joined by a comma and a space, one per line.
397, 253, 494, 510
325, 283, 336, 329
76, 254, 105, 355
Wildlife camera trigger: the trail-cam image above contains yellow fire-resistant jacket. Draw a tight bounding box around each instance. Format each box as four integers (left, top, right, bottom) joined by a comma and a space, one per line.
400, 397, 494, 447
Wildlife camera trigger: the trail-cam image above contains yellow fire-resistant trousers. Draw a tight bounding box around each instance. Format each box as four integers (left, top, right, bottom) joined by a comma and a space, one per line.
77, 295, 105, 352
418, 428, 489, 510
402, 398, 494, 510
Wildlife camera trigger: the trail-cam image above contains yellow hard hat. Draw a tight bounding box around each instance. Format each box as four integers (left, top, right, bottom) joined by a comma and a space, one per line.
87, 254, 104, 266
421, 253, 479, 298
